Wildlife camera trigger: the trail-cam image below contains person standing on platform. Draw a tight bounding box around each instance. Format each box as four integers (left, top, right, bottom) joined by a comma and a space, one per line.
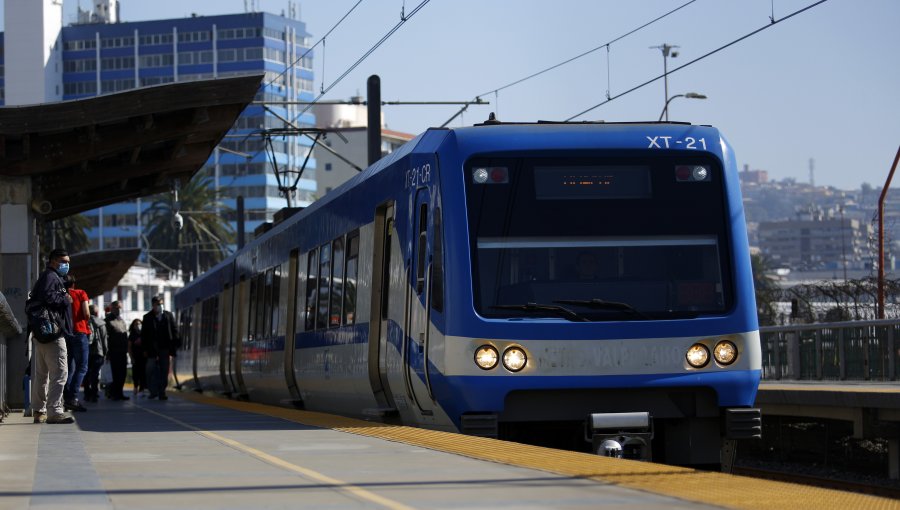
62, 274, 90, 412
128, 319, 146, 398
84, 304, 107, 403
141, 295, 179, 400
104, 301, 130, 401
29, 249, 75, 424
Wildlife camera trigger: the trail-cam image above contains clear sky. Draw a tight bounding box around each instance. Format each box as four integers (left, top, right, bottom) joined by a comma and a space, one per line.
2, 0, 898, 190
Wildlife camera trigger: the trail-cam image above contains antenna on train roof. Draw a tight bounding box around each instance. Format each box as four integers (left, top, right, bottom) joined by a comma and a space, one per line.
483, 112, 501, 125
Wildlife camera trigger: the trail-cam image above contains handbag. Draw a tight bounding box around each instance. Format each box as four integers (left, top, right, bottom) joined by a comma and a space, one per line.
99, 361, 113, 385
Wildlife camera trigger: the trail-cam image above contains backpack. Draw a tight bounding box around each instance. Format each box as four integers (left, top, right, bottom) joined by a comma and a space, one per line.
25, 294, 61, 344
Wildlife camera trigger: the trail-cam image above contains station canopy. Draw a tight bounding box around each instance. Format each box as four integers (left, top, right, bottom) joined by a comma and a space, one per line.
0, 74, 262, 220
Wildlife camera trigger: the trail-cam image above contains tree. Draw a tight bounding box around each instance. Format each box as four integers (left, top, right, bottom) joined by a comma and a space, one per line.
144, 177, 234, 281
751, 253, 780, 326
39, 214, 91, 260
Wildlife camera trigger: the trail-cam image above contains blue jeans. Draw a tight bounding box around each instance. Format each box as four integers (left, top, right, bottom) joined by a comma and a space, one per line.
64, 333, 89, 403
146, 355, 171, 397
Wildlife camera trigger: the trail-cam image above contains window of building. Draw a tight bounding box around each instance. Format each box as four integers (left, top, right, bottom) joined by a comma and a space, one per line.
325, 163, 332, 171
64, 59, 97, 73
64, 39, 97, 51
139, 53, 174, 68
64, 81, 98, 96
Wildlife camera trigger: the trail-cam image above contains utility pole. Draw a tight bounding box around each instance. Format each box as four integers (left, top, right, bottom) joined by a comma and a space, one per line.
650, 43, 679, 121
367, 75, 382, 166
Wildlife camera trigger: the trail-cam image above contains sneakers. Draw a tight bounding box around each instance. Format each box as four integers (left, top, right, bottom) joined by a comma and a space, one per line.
64, 400, 88, 412
33, 412, 46, 424
47, 413, 75, 424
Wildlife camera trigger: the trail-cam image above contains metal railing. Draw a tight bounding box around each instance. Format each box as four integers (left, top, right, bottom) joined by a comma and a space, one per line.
760, 319, 900, 381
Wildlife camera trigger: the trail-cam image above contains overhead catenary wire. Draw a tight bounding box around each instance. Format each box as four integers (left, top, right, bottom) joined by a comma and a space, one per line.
289, 0, 433, 125
440, 0, 697, 127
564, 0, 829, 121
263, 0, 365, 90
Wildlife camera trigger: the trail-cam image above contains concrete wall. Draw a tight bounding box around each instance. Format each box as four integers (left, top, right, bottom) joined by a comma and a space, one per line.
0, 177, 35, 409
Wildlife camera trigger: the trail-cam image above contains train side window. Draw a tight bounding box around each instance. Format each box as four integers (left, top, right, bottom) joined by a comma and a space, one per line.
263, 268, 274, 339
344, 231, 359, 325
316, 243, 332, 330
381, 218, 393, 321
416, 203, 428, 295
248, 275, 258, 340
255, 272, 266, 340
331, 237, 345, 328
431, 205, 444, 312
304, 248, 318, 331
271, 266, 281, 337
210, 295, 219, 348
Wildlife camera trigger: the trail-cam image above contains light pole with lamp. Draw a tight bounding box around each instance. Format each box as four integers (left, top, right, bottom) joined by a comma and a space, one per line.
650, 43, 679, 121
658, 92, 707, 122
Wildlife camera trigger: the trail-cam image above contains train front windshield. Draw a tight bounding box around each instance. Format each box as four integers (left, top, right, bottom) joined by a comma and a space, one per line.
464, 154, 733, 321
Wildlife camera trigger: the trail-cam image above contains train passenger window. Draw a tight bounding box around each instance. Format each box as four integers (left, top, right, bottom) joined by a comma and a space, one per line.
416, 203, 428, 295
431, 205, 444, 312
304, 249, 318, 331
247, 276, 258, 340
344, 231, 359, 325
271, 266, 281, 337
255, 272, 266, 340
263, 268, 274, 339
330, 237, 345, 327
316, 243, 332, 330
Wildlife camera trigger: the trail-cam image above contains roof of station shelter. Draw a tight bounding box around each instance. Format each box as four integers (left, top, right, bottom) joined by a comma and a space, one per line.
0, 74, 262, 220
70, 249, 142, 298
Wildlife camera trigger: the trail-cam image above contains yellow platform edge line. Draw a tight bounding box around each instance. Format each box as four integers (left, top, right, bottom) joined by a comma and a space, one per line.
174, 391, 900, 510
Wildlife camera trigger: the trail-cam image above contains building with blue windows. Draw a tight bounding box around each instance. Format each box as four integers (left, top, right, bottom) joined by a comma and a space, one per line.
0, 7, 317, 251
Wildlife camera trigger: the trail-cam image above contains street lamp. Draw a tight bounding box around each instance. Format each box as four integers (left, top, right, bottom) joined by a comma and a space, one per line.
650, 43, 679, 121
658, 92, 707, 122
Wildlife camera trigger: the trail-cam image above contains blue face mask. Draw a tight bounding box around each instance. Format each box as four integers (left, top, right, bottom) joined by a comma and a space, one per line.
57, 262, 70, 277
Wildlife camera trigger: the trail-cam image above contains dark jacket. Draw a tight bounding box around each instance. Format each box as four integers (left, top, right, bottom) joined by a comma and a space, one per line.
141, 310, 179, 357
31, 267, 73, 336
105, 312, 128, 354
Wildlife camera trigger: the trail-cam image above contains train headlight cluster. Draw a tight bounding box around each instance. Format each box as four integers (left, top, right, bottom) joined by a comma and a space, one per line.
502, 347, 527, 372
685, 343, 710, 368
713, 340, 738, 365
473, 345, 528, 372
474, 345, 499, 370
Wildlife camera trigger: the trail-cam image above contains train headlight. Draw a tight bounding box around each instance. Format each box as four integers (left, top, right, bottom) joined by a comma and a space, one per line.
685, 343, 710, 368
502, 347, 527, 372
474, 345, 499, 370
472, 168, 489, 184
713, 340, 738, 365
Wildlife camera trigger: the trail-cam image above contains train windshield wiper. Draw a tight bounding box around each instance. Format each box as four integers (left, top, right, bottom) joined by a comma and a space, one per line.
490, 302, 590, 322
554, 298, 649, 320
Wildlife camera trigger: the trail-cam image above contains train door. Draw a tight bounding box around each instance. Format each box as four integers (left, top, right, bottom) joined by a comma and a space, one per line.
232, 276, 249, 397
284, 250, 302, 404
220, 283, 236, 394
368, 202, 398, 412
405, 188, 435, 416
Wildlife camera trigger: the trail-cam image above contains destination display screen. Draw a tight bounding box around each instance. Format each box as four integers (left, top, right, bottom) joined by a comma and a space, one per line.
533, 165, 651, 200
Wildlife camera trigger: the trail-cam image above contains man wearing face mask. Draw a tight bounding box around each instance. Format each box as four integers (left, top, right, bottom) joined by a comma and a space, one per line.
29, 249, 75, 424
141, 295, 179, 400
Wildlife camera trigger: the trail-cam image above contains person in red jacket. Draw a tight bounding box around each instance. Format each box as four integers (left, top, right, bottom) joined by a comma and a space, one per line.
63, 274, 90, 412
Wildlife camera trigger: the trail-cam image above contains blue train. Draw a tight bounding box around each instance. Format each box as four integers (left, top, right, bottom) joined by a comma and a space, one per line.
174, 121, 761, 468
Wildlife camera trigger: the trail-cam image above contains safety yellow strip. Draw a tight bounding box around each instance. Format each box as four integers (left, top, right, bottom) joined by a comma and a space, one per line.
175, 391, 900, 510
761, 383, 900, 393
137, 404, 416, 510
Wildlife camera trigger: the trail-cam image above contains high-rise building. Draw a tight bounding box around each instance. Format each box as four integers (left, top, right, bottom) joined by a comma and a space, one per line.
0, 7, 317, 251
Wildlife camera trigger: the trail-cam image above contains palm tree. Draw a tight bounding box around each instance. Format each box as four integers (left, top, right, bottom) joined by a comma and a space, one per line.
39, 214, 91, 260
144, 176, 234, 281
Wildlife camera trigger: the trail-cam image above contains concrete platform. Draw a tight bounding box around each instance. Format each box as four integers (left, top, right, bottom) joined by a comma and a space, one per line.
0, 394, 712, 510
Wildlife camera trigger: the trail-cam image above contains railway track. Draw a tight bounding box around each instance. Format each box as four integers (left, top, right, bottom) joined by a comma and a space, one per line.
733, 466, 900, 499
